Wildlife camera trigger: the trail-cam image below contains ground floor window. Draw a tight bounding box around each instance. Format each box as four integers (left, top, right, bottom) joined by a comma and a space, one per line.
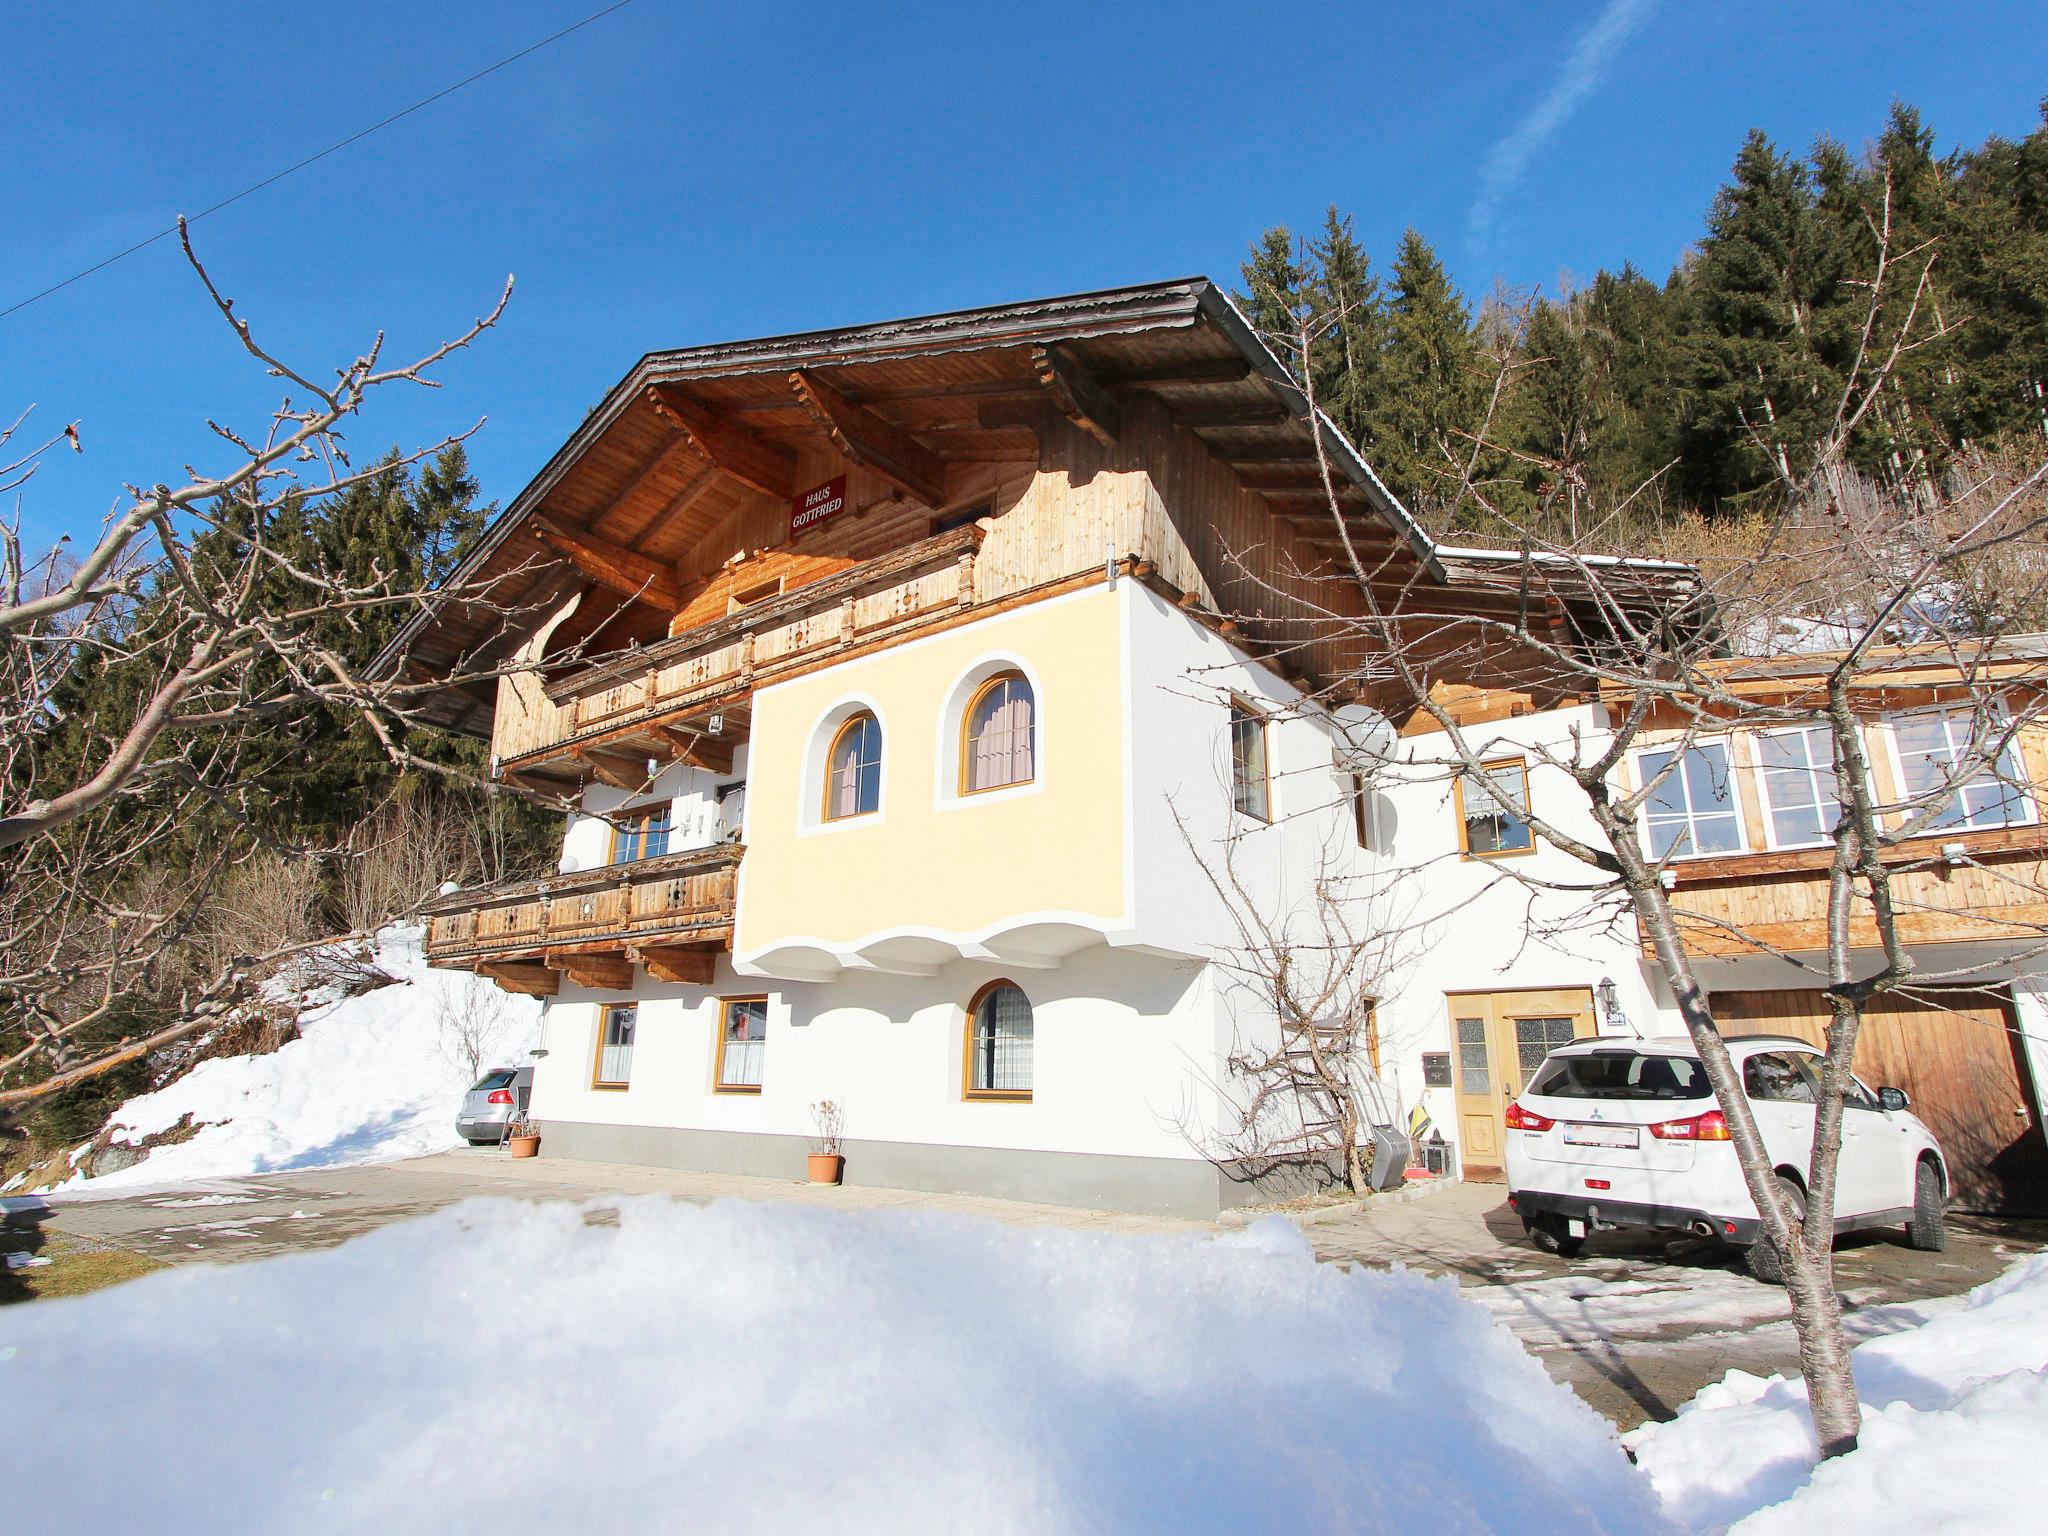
716, 996, 767, 1092
593, 1003, 636, 1089
964, 982, 1033, 1100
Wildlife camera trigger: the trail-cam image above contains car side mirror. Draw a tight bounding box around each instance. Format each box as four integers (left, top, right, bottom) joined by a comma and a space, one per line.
1878, 1086, 1910, 1112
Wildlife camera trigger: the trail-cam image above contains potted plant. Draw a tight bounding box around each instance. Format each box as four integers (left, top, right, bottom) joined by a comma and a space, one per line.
806, 1100, 845, 1184
505, 1117, 542, 1159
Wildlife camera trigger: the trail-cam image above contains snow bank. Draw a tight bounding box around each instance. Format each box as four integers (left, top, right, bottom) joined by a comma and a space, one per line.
1630, 1248, 2048, 1534
0, 1199, 1667, 1536
66, 927, 537, 1193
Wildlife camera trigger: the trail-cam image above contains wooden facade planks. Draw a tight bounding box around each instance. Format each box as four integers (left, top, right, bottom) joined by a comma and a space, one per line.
1713, 987, 2048, 1213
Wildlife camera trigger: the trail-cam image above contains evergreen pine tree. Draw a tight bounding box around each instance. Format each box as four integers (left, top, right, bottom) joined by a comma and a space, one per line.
1374, 229, 1483, 515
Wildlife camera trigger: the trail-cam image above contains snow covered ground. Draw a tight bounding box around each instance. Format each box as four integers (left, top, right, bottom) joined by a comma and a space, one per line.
1630, 1247, 2048, 1533
59, 926, 537, 1195
0, 1199, 1666, 1536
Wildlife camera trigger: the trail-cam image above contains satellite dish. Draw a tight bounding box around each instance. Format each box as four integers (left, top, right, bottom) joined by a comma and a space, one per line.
1330, 703, 1397, 771
437, 881, 461, 897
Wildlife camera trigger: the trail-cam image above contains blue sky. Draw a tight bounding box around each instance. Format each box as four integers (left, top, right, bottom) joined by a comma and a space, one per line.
5, 0, 2044, 553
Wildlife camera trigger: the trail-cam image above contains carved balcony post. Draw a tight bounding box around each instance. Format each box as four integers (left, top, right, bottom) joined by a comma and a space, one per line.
957, 549, 976, 607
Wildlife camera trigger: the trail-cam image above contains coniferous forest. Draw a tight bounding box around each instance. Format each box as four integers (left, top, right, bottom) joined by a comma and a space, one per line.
1237, 102, 2048, 537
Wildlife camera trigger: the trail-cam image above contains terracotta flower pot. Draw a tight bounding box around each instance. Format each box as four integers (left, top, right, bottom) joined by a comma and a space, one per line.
806, 1152, 844, 1185
507, 1133, 541, 1159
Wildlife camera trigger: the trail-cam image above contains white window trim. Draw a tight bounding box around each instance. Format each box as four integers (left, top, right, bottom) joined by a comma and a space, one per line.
796, 693, 891, 838
1631, 738, 1750, 861
1752, 723, 1847, 852
934, 651, 1048, 810
1882, 701, 2038, 837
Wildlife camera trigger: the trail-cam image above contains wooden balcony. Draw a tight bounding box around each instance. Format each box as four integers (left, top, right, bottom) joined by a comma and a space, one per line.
422, 844, 741, 994
494, 525, 983, 780
1658, 825, 2048, 959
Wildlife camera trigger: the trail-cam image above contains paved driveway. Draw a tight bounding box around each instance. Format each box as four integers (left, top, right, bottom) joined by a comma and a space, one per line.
12, 1155, 2042, 1431
1305, 1179, 2048, 1427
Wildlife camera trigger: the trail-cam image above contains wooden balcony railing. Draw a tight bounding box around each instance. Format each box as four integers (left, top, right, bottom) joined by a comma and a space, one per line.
494, 525, 983, 766
422, 843, 741, 968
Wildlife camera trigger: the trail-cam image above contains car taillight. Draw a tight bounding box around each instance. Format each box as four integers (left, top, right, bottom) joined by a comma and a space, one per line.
1504, 1102, 1555, 1132
486, 1090, 514, 1105
1649, 1109, 1730, 1141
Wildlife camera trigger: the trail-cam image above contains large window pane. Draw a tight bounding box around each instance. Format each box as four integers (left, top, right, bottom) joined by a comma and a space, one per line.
1757, 725, 1841, 849
1230, 700, 1270, 821
1639, 742, 1743, 858
825, 714, 882, 820
1462, 761, 1534, 855
964, 673, 1035, 793
595, 1004, 636, 1088
1892, 706, 2030, 831
968, 984, 1033, 1097
717, 998, 768, 1090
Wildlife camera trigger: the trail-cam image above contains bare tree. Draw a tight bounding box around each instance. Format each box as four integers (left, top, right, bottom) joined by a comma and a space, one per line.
1239, 183, 2048, 1456
0, 222, 562, 1107
1170, 770, 1419, 1197
436, 981, 513, 1088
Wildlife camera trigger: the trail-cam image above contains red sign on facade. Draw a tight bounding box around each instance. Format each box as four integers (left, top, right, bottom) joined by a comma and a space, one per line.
789, 476, 848, 538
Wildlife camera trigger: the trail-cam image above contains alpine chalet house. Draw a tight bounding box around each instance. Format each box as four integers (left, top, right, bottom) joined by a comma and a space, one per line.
382, 279, 2048, 1217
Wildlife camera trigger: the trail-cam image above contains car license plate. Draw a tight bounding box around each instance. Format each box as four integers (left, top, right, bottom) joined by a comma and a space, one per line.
1564, 1123, 1640, 1150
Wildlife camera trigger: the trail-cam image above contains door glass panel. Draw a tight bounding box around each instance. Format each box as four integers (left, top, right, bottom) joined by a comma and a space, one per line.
1456, 1017, 1491, 1095
1512, 1017, 1578, 1095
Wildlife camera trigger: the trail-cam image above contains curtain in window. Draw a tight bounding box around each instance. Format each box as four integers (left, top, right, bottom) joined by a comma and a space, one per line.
965, 674, 1035, 792
598, 1006, 637, 1085
971, 985, 1033, 1094
720, 999, 767, 1087
1463, 763, 1533, 853
827, 715, 881, 819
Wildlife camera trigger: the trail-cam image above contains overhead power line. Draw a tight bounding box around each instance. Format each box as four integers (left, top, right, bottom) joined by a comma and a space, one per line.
0, 0, 639, 322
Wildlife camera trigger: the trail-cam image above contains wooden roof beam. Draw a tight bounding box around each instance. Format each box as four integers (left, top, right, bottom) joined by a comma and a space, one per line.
1176, 402, 1291, 427
645, 383, 798, 500
533, 516, 681, 610
655, 723, 735, 775
629, 943, 717, 985
1032, 344, 1121, 447
548, 951, 635, 991
477, 961, 559, 997
574, 745, 651, 792
1096, 356, 1252, 388
787, 369, 947, 506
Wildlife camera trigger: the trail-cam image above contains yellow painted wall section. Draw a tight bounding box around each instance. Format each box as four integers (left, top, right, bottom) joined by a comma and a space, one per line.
738, 586, 1126, 948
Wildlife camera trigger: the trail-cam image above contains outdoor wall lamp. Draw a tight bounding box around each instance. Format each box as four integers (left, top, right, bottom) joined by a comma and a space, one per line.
1597, 976, 1621, 1029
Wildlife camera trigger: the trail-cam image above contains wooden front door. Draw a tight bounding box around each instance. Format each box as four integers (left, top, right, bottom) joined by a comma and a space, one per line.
1713, 987, 2048, 1214
1447, 988, 1598, 1173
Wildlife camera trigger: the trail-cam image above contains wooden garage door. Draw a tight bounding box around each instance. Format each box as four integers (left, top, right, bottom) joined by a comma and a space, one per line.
1711, 987, 2048, 1214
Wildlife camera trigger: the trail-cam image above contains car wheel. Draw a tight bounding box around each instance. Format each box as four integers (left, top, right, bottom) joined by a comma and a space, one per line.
1906, 1159, 1947, 1252
1743, 1176, 1806, 1285
1525, 1214, 1585, 1259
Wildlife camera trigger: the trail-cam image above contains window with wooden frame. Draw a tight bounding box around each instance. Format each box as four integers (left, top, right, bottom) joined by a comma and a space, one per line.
715, 996, 768, 1092
727, 577, 784, 614
1887, 702, 2035, 833
961, 671, 1036, 794
1455, 759, 1534, 857
1229, 697, 1271, 822
963, 981, 1033, 1100
1350, 772, 1375, 851
1754, 724, 1845, 850
1635, 741, 1743, 859
592, 1003, 637, 1089
608, 803, 672, 864
823, 712, 882, 821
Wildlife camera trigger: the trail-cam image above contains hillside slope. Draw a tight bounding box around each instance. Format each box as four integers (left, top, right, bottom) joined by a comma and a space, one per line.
56, 927, 538, 1194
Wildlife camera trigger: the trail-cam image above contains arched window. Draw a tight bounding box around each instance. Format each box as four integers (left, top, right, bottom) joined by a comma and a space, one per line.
961, 671, 1036, 794
963, 981, 1033, 1100
823, 711, 882, 821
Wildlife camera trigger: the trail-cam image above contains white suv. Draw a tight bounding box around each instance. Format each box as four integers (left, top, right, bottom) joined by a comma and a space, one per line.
1503, 1034, 1949, 1282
